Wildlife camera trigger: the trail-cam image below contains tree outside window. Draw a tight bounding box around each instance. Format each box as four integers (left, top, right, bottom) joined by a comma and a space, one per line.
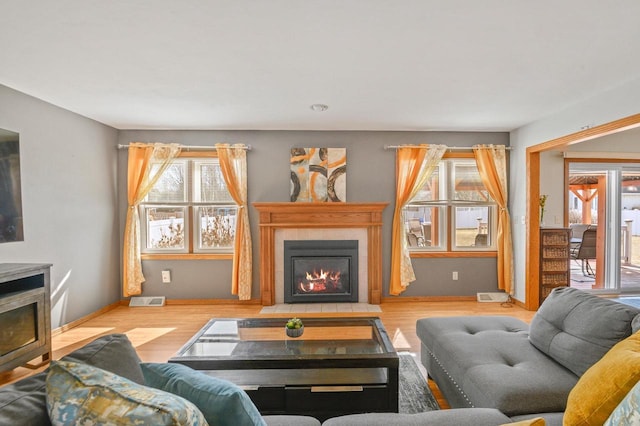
140, 156, 237, 254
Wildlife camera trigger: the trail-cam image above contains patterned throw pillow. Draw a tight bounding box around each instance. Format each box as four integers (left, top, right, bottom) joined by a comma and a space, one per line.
604, 380, 640, 426
46, 360, 208, 426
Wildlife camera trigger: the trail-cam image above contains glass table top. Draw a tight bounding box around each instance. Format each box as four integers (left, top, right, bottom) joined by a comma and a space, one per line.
172, 317, 395, 361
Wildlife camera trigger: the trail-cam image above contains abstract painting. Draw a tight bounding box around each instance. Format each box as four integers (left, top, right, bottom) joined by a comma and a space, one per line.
290, 148, 346, 202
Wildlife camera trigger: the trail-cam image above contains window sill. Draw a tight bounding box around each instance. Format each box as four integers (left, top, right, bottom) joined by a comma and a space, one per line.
410, 251, 497, 258
141, 253, 233, 260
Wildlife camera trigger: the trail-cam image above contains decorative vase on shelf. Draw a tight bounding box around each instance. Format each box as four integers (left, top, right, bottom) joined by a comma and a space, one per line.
539, 194, 548, 226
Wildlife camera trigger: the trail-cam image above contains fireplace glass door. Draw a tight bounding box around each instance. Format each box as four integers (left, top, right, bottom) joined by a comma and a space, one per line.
284, 240, 358, 303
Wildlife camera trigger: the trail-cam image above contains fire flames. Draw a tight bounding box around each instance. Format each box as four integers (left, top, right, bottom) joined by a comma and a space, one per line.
298, 269, 341, 293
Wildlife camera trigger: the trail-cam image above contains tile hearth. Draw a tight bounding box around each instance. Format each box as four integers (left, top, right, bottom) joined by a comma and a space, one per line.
259, 303, 382, 314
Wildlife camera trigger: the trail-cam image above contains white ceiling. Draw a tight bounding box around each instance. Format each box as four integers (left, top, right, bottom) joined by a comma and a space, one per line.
1, 1, 640, 131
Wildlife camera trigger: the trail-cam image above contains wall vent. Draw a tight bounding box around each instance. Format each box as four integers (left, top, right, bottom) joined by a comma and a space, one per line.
476, 292, 510, 303
129, 296, 166, 307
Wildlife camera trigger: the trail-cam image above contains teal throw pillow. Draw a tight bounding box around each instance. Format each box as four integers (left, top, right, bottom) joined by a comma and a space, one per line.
46, 360, 208, 426
141, 362, 266, 426
604, 380, 640, 425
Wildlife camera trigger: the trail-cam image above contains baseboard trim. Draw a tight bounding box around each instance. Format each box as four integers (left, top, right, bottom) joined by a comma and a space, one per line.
119, 298, 262, 306
381, 296, 476, 303
51, 301, 121, 337
510, 297, 526, 309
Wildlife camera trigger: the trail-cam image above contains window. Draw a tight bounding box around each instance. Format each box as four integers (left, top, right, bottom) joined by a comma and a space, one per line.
140, 155, 237, 254
403, 158, 496, 251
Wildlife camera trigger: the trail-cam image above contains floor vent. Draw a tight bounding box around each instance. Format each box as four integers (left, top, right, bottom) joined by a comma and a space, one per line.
476, 292, 510, 303
129, 296, 166, 307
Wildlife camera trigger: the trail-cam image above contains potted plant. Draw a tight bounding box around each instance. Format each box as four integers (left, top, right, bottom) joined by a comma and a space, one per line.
285, 317, 304, 338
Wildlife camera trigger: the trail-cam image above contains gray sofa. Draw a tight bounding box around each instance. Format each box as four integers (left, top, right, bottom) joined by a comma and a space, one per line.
2, 287, 638, 426
0, 332, 542, 426
416, 287, 640, 426
0, 331, 555, 426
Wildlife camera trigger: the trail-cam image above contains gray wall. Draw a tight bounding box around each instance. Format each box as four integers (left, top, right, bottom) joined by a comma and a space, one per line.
118, 130, 508, 300
0, 84, 120, 328
509, 76, 640, 302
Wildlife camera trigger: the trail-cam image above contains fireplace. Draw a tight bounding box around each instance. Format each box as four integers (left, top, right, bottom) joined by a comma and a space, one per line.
254, 202, 387, 305
284, 240, 358, 303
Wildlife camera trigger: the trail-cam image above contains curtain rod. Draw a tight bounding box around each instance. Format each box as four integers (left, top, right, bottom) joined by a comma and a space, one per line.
116, 144, 252, 151
383, 144, 512, 150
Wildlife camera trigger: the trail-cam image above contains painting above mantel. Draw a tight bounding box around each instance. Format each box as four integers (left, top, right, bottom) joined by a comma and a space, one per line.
290, 147, 346, 202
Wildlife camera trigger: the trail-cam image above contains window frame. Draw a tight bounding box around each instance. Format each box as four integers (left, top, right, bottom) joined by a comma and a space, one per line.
139, 151, 236, 260
404, 154, 498, 255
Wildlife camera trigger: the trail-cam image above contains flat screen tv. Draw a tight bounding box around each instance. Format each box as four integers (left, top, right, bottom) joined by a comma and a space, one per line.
0, 128, 23, 243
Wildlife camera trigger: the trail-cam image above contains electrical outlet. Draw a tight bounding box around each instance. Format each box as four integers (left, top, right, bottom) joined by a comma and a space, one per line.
161, 270, 171, 283
452, 271, 458, 281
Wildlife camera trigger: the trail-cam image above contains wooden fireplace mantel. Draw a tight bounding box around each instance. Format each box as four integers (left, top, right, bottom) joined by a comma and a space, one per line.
253, 202, 388, 306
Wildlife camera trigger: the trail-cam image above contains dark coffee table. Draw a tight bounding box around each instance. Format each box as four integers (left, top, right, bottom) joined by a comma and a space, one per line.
169, 317, 399, 420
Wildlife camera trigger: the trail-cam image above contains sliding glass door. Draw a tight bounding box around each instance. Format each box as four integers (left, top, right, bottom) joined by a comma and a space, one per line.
568, 162, 640, 294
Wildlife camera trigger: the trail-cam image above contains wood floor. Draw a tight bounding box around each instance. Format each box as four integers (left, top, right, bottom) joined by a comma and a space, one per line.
0, 300, 536, 410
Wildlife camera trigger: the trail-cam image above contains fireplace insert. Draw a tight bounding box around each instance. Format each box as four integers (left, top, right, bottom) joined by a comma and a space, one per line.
0, 264, 51, 372
284, 240, 358, 303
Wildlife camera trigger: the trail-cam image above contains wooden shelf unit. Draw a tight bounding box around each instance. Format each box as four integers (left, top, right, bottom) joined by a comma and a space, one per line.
539, 228, 571, 303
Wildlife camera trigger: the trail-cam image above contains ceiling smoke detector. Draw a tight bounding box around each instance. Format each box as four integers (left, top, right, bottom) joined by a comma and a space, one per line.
310, 104, 329, 112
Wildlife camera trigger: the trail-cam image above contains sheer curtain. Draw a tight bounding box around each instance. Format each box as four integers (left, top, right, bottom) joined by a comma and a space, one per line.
123, 143, 181, 297
215, 143, 252, 300
473, 144, 514, 294
390, 144, 446, 295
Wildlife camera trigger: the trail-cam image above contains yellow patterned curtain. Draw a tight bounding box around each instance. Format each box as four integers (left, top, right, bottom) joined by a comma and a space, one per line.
390, 144, 446, 295
123, 143, 181, 297
473, 145, 514, 294
215, 143, 252, 300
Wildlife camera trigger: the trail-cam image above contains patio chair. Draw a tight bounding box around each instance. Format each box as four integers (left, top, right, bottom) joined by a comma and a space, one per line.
571, 228, 597, 276
569, 223, 591, 252
407, 219, 425, 247
407, 232, 419, 247
474, 233, 488, 246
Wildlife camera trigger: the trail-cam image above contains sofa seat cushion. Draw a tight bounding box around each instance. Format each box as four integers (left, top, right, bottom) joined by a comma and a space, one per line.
501, 418, 545, 426
262, 415, 321, 426
529, 287, 640, 377
417, 316, 578, 416
322, 408, 511, 426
